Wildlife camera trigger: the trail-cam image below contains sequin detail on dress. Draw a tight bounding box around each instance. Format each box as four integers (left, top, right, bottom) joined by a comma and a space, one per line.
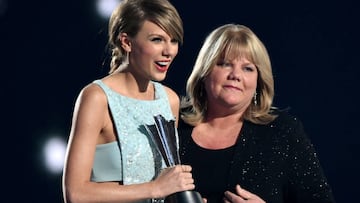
92, 80, 174, 186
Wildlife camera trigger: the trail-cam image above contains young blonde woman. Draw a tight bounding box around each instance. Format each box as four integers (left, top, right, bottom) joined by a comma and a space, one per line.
62, 0, 194, 202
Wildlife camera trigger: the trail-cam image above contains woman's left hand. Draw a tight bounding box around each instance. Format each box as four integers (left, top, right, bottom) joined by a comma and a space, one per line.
223, 184, 265, 203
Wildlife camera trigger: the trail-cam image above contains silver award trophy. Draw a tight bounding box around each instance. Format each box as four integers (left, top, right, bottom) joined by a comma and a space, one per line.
145, 114, 202, 203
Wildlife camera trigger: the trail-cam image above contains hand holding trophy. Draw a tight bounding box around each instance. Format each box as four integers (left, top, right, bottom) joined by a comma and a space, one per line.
145, 115, 202, 203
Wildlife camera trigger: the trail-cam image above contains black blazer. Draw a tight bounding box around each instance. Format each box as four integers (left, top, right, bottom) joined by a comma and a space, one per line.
179, 110, 336, 203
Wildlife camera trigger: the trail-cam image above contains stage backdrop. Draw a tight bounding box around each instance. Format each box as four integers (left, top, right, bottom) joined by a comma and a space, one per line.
1, 0, 358, 202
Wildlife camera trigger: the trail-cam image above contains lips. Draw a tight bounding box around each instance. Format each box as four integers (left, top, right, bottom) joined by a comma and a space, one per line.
155, 61, 170, 72
223, 85, 242, 91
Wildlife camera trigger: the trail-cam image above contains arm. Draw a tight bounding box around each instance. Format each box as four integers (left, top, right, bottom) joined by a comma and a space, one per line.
62, 84, 193, 203
286, 116, 336, 203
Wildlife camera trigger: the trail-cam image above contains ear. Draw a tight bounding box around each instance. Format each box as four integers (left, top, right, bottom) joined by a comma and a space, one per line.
120, 33, 131, 52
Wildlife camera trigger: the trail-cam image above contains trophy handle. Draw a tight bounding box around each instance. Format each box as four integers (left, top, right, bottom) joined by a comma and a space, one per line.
146, 115, 202, 203
165, 190, 203, 203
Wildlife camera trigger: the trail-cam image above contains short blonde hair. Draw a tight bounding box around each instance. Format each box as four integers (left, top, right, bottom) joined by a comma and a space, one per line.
181, 24, 277, 125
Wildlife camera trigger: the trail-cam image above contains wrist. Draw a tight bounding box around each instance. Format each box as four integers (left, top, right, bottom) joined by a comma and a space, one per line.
148, 180, 162, 199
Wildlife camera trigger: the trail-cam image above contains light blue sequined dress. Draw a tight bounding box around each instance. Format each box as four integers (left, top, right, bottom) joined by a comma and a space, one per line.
91, 80, 175, 202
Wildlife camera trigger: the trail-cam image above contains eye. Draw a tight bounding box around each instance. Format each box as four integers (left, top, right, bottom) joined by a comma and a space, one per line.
171, 38, 179, 44
151, 37, 163, 43
216, 61, 232, 68
244, 66, 255, 72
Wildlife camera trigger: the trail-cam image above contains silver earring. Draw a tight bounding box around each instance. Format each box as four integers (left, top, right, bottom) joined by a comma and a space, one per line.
124, 51, 129, 65
253, 92, 258, 105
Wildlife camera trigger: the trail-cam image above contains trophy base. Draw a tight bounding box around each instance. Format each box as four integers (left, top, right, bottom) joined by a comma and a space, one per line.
165, 190, 202, 203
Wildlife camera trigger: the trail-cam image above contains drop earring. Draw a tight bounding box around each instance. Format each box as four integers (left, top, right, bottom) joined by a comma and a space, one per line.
124, 51, 129, 66
253, 92, 258, 105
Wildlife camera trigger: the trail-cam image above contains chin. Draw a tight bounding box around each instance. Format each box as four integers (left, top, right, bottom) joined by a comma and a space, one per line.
152, 74, 167, 82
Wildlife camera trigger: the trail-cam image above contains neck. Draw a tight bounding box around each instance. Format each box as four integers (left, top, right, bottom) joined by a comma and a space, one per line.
111, 72, 154, 100
205, 111, 243, 128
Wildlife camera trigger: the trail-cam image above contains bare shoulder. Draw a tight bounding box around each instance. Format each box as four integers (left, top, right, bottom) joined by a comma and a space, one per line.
76, 82, 108, 109
162, 85, 180, 107
162, 85, 180, 125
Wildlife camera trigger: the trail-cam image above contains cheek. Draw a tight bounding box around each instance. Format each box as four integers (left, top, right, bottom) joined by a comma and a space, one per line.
205, 72, 221, 86
249, 78, 258, 88
173, 48, 179, 57
246, 72, 258, 86
208, 69, 225, 82
132, 43, 156, 57
137, 47, 154, 57
243, 75, 258, 92
204, 75, 224, 98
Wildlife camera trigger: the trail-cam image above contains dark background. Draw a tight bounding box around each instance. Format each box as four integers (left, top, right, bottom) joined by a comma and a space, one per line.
1, 0, 358, 202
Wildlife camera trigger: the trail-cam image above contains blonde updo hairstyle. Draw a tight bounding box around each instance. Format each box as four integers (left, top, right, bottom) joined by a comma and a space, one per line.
108, 0, 184, 73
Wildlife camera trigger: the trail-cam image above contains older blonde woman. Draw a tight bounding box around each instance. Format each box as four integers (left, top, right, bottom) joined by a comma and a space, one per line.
179, 24, 335, 203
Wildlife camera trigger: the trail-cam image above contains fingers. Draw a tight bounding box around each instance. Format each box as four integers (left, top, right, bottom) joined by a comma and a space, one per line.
154, 165, 196, 197
181, 165, 195, 190
224, 185, 265, 203
180, 164, 192, 172
224, 190, 240, 202
235, 184, 252, 200
171, 165, 195, 189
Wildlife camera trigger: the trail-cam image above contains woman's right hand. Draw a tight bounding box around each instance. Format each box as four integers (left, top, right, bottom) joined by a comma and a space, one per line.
224, 185, 265, 203
151, 164, 195, 198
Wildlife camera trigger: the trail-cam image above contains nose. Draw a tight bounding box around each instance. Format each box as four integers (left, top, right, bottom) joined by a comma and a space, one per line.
228, 73, 240, 82
163, 42, 178, 58
228, 67, 242, 82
